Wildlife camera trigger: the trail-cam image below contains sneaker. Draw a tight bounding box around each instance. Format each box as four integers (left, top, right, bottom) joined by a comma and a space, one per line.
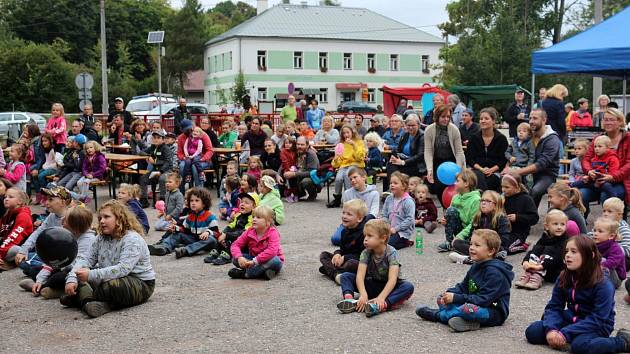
336, 299, 358, 314
211, 251, 231, 265
18, 278, 35, 291
496, 250, 508, 261
203, 249, 219, 263
508, 239, 529, 254
83, 301, 111, 318
415, 305, 439, 322
448, 252, 468, 264
228, 267, 246, 279
437, 242, 452, 253
263, 269, 277, 280
334, 273, 342, 285
60, 294, 80, 308
514, 272, 531, 288
523, 272, 543, 290
616, 329, 630, 352
448, 317, 481, 332
148, 244, 169, 256
40, 287, 64, 299
318, 266, 327, 276
365, 302, 380, 318
174, 247, 189, 259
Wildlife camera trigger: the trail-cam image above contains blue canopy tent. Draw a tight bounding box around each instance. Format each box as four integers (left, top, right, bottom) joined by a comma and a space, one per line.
531, 6, 630, 113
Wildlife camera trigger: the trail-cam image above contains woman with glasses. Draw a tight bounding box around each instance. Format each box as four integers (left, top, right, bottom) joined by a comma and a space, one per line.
384, 114, 426, 191
465, 107, 508, 192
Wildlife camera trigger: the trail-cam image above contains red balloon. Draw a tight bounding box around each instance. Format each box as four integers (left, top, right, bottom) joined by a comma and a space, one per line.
441, 185, 457, 208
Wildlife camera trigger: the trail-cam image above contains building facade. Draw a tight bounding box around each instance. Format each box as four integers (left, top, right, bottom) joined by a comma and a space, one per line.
204, 3, 444, 112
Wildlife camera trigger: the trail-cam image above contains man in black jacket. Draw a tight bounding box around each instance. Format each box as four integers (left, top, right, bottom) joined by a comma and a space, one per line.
139, 130, 173, 207
107, 97, 134, 130
504, 89, 530, 138
173, 97, 191, 136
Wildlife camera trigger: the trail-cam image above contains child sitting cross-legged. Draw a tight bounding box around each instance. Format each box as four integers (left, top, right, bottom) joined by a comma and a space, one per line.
205, 192, 259, 265
336, 219, 415, 318
258, 175, 285, 225
227, 205, 284, 280
601, 197, 630, 270
416, 229, 514, 332
380, 171, 415, 250
154, 172, 184, 232
319, 199, 374, 284
148, 187, 219, 259
525, 235, 630, 353
414, 184, 438, 233
501, 173, 539, 254
591, 217, 627, 289
515, 209, 568, 290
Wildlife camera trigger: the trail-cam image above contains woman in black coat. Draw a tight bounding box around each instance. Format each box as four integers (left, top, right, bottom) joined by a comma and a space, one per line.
466, 107, 508, 192
385, 114, 425, 191
241, 117, 267, 156
261, 138, 281, 171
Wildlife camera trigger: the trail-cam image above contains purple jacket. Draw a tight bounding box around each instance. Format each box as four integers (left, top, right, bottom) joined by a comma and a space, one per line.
82, 152, 107, 179
597, 239, 627, 281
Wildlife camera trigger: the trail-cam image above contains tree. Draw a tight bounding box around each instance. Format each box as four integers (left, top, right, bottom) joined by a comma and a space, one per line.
232, 71, 247, 105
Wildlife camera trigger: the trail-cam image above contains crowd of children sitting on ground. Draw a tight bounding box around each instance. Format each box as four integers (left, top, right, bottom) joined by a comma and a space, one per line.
0, 101, 629, 353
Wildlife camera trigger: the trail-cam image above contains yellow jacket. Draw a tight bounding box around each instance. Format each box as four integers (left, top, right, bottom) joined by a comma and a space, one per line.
332, 139, 366, 169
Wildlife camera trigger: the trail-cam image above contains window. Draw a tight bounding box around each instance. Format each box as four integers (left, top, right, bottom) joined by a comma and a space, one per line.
228, 51, 232, 70
318, 88, 328, 103
293, 51, 303, 69
367, 53, 375, 70
343, 53, 352, 70
258, 87, 267, 100
390, 54, 398, 71
319, 52, 328, 69
257, 50, 267, 69
422, 55, 430, 73
214, 56, 219, 72
367, 89, 375, 103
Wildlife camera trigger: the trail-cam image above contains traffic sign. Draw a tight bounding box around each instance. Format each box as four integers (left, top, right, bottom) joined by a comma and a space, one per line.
75, 72, 94, 89
79, 99, 92, 111
288, 82, 295, 94
79, 90, 92, 100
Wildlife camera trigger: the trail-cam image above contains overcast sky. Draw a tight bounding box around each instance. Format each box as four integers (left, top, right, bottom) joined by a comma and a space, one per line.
170, 0, 451, 37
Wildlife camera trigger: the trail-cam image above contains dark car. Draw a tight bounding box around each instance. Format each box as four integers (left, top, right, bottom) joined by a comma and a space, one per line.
337, 101, 377, 113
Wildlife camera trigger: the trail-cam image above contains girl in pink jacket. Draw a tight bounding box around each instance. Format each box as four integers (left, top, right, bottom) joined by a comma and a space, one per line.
229, 205, 284, 280
45, 103, 68, 152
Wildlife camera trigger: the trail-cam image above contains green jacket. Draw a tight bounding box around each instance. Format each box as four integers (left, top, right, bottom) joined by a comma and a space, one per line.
260, 188, 285, 225
451, 190, 481, 240
218, 130, 238, 148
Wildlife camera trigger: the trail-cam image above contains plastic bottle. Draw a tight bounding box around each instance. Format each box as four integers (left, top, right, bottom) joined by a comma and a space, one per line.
415, 227, 423, 255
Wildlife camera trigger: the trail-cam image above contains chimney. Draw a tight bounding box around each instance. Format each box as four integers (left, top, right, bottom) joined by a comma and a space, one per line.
257, 0, 268, 15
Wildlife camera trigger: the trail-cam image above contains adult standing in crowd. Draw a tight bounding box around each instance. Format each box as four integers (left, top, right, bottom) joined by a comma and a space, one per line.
424, 104, 466, 203
176, 119, 213, 191
423, 94, 445, 126
240, 117, 267, 156
541, 84, 568, 142
512, 108, 561, 207
173, 97, 192, 136
395, 99, 407, 115
313, 116, 340, 144
280, 95, 300, 123
593, 94, 611, 128
385, 115, 425, 190
279, 136, 320, 201
580, 108, 630, 214
447, 94, 467, 127
533, 87, 546, 109
382, 114, 404, 150
466, 108, 508, 192
107, 97, 134, 130
458, 109, 479, 146
504, 89, 530, 138
299, 99, 308, 122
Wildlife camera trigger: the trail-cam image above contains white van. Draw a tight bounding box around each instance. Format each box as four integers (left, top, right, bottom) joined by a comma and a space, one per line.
126, 93, 176, 116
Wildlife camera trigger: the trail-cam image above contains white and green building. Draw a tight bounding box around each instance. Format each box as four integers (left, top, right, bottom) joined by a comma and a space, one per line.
204, 2, 444, 111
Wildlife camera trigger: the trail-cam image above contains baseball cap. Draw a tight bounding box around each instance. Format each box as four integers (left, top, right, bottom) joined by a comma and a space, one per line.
515, 89, 525, 93
180, 119, 193, 132
41, 186, 72, 202
152, 130, 166, 137
370, 116, 380, 122
238, 192, 260, 206
165, 132, 177, 138
69, 134, 87, 145
114, 97, 124, 102
260, 175, 276, 190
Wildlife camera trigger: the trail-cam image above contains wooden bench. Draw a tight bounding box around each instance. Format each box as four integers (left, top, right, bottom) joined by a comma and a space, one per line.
44, 174, 109, 209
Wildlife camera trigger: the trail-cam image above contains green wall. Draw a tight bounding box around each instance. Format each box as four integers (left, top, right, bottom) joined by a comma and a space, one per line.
376, 54, 388, 71
400, 54, 421, 71
268, 51, 293, 69
353, 53, 367, 71
329, 52, 342, 70
304, 51, 318, 69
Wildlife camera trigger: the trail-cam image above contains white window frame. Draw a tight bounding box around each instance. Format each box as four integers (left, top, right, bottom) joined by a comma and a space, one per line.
228, 51, 232, 70
257, 87, 267, 100
257, 50, 267, 69
293, 51, 303, 69
319, 52, 328, 68
367, 53, 375, 70
422, 55, 430, 73
318, 88, 328, 103
343, 53, 352, 70
390, 54, 398, 71
367, 88, 375, 103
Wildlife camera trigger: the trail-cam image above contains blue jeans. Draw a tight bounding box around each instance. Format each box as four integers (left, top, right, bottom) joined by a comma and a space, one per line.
232, 253, 283, 279
525, 320, 626, 354
531, 174, 556, 207
18, 251, 44, 279
161, 232, 217, 255
179, 159, 210, 192
436, 303, 503, 327
579, 183, 626, 217
340, 272, 414, 309
33, 168, 58, 193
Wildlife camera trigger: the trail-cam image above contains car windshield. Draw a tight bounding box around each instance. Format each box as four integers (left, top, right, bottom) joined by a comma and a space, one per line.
127, 101, 154, 112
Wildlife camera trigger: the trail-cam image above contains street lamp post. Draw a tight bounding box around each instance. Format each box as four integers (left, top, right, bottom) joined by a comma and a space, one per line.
147, 31, 165, 118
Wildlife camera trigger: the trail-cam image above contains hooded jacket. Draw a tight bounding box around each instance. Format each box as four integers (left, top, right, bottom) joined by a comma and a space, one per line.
589, 150, 619, 175
582, 131, 630, 203
82, 152, 107, 179
504, 192, 539, 238
596, 239, 627, 281
542, 277, 615, 342
334, 214, 375, 261
533, 125, 561, 179
0, 206, 33, 260
260, 188, 285, 225
524, 232, 567, 282
447, 258, 514, 324
230, 225, 285, 265
450, 190, 481, 240
342, 184, 380, 217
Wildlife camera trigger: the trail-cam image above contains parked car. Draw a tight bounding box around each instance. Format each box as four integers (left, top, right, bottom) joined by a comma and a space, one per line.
337, 101, 377, 113
127, 93, 176, 116
145, 103, 209, 124
0, 112, 47, 142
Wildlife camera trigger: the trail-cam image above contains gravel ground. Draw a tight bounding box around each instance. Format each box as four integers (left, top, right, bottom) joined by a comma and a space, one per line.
1, 187, 628, 353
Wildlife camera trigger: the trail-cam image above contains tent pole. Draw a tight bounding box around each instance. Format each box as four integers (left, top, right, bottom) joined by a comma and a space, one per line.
623, 75, 627, 116
531, 74, 536, 108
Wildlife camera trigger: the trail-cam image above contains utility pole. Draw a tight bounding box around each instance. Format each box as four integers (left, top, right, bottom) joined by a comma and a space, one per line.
592, 0, 602, 109
100, 0, 109, 115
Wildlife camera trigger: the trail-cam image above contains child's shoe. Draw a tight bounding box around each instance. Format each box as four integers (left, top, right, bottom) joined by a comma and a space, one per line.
448, 252, 473, 265
495, 250, 508, 261
174, 247, 189, 259
59, 294, 80, 308
203, 249, 219, 263
40, 287, 64, 299
263, 269, 277, 280
83, 301, 111, 318
334, 273, 342, 285
424, 221, 438, 233
415, 305, 439, 322
336, 299, 357, 314
18, 278, 35, 291
448, 317, 480, 332
437, 241, 452, 253
616, 329, 630, 352
148, 244, 169, 256
514, 272, 531, 288
211, 251, 231, 265
508, 239, 529, 254
365, 302, 381, 317
523, 272, 543, 290
228, 267, 246, 279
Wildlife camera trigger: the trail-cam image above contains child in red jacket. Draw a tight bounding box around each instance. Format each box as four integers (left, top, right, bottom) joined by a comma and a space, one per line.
228, 205, 284, 280
572, 135, 623, 198
0, 188, 33, 271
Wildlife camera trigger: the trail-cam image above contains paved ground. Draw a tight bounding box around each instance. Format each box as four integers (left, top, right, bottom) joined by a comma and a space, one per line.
1, 187, 628, 353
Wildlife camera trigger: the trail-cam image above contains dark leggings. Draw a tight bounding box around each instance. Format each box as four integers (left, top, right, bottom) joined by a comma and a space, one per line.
74, 277, 155, 309
319, 251, 359, 279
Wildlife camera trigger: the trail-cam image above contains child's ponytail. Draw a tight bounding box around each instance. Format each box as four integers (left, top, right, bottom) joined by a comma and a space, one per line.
569, 187, 586, 214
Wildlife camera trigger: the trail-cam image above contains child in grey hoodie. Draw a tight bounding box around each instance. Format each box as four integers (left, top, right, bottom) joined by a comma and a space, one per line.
381, 171, 415, 250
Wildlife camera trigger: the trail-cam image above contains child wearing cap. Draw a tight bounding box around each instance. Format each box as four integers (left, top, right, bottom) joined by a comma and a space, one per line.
165, 132, 178, 171
139, 130, 173, 207
54, 134, 86, 191
13, 186, 72, 276
259, 175, 285, 225
205, 192, 258, 265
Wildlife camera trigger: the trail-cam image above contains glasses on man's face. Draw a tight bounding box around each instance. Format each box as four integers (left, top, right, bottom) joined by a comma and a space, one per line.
480, 199, 496, 204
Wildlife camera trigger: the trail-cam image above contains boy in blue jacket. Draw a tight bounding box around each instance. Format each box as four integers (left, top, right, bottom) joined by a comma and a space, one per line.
416, 229, 514, 332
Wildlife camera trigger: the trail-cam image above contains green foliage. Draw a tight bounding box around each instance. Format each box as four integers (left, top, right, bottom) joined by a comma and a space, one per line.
232, 71, 248, 104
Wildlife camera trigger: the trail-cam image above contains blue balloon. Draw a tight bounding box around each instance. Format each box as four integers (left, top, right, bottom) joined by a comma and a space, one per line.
436, 161, 461, 186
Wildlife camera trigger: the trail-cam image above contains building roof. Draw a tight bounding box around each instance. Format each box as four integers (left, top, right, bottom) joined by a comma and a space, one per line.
184, 70, 204, 92
206, 4, 443, 46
